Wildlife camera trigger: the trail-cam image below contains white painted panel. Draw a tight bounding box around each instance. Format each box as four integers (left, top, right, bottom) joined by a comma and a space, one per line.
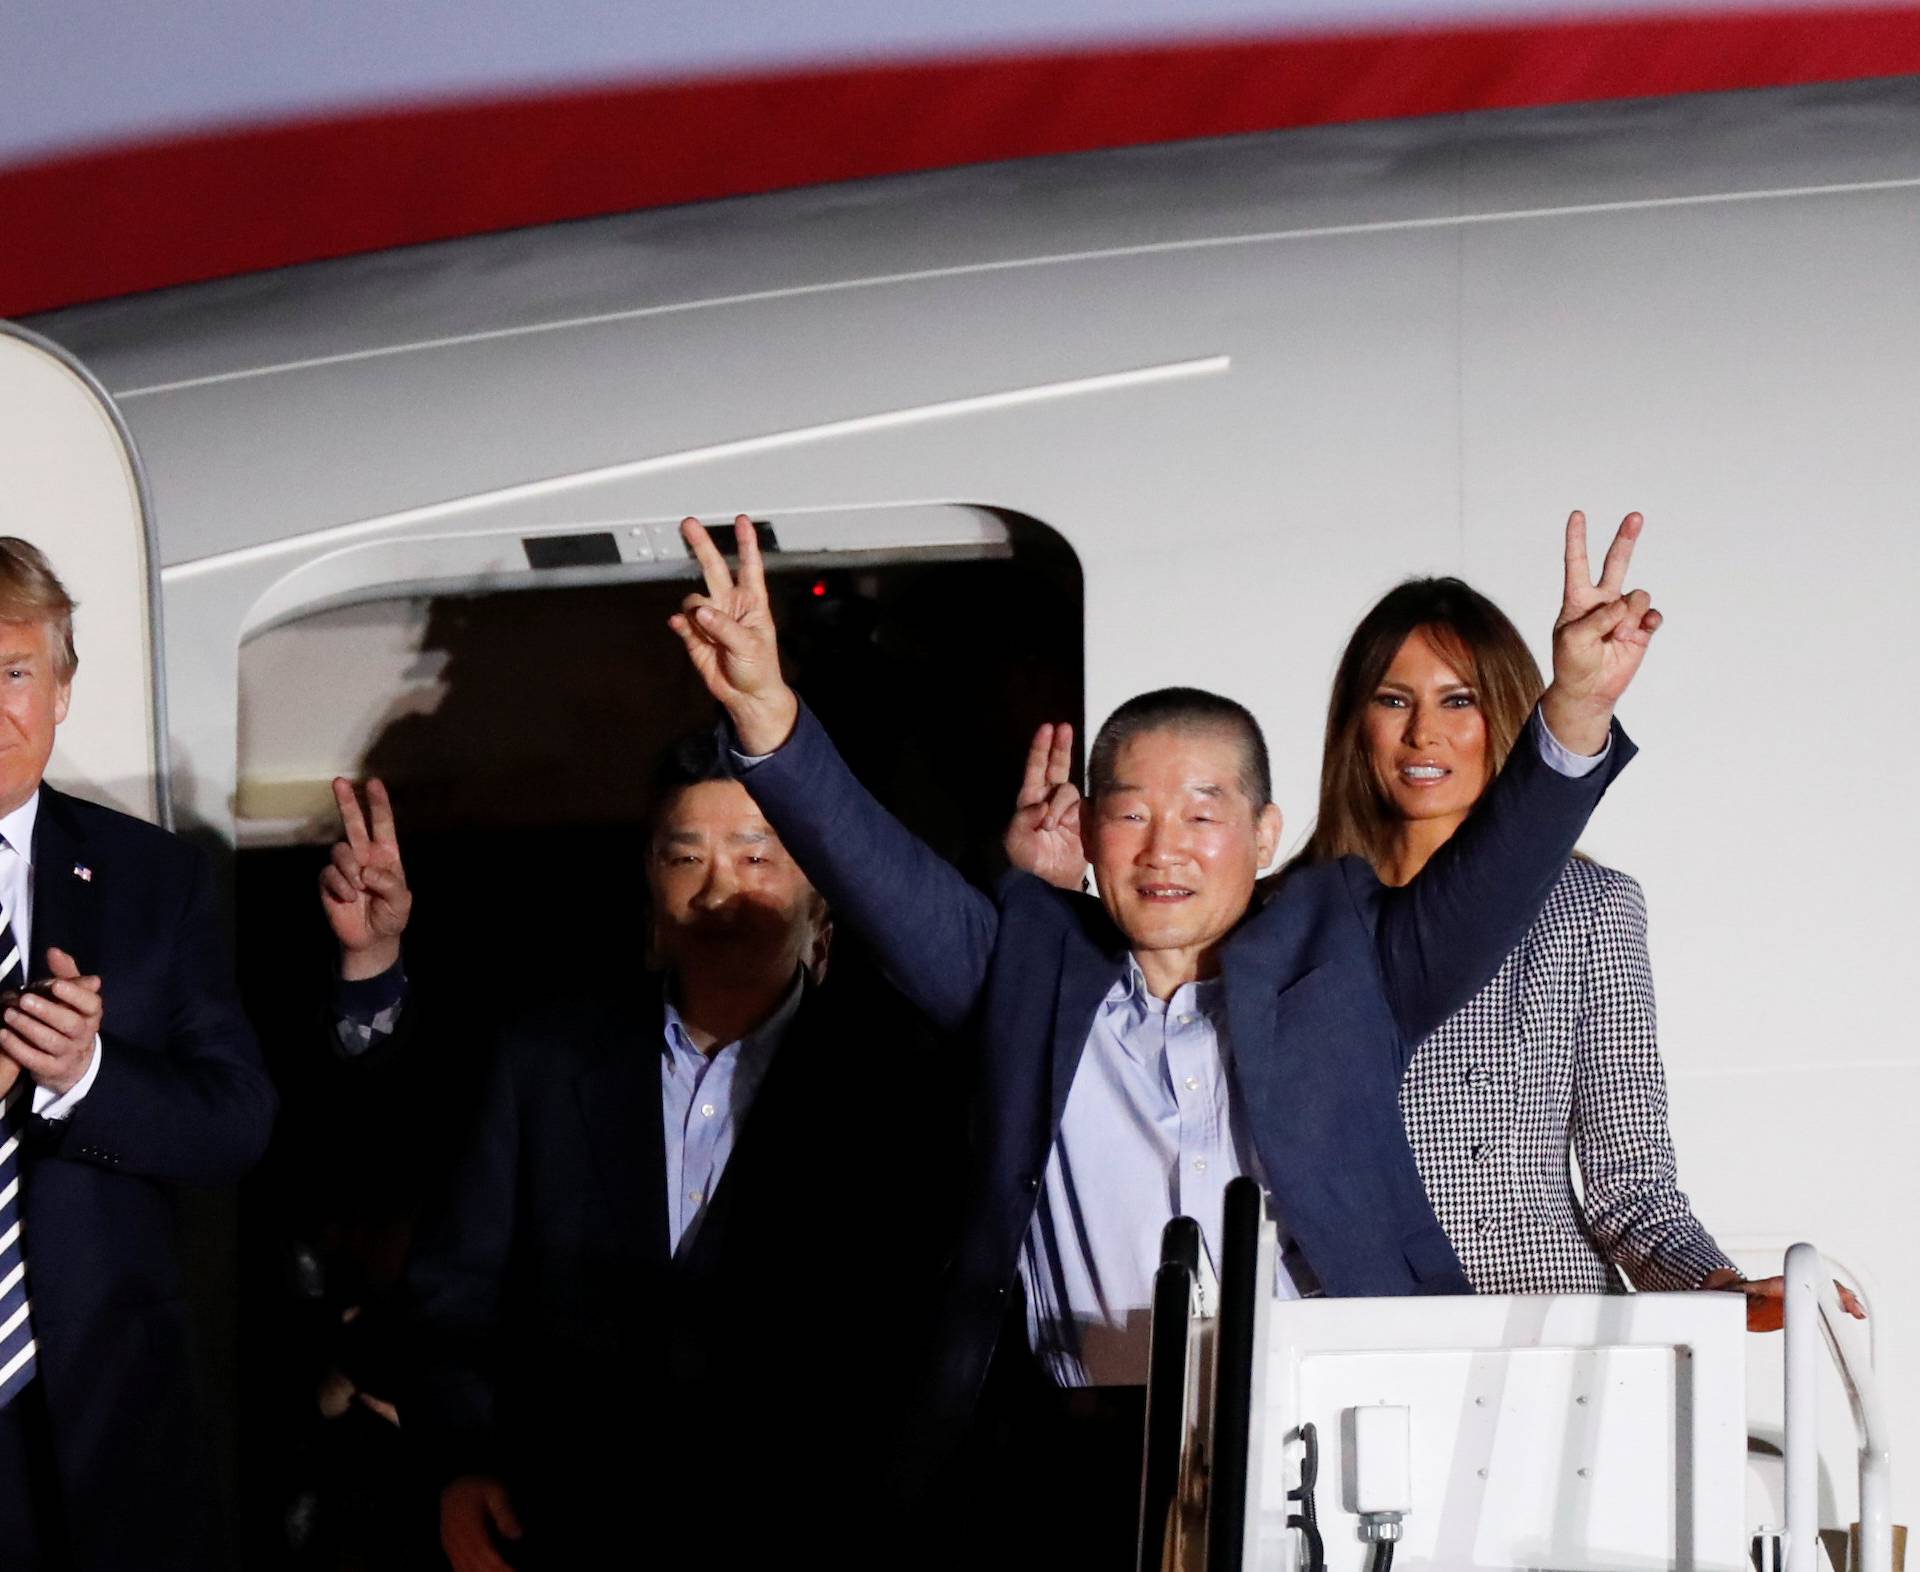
1459, 175, 1920, 1542
1258, 1295, 1747, 1572
0, 329, 156, 821
116, 253, 1268, 563
1460, 184, 1920, 1079
1303, 1348, 1680, 1570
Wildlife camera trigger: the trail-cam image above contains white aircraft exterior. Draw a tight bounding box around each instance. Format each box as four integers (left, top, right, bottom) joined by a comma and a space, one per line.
6, 75, 1915, 1545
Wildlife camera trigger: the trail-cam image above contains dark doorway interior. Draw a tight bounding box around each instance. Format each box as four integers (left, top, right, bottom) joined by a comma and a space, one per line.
231, 542, 1083, 1567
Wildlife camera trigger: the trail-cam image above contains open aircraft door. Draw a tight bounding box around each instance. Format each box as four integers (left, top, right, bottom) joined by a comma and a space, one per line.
0, 322, 165, 825
193, 501, 1052, 845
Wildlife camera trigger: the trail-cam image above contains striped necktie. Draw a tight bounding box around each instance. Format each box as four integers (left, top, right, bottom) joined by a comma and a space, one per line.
0, 1081, 32, 1409
0, 847, 36, 1410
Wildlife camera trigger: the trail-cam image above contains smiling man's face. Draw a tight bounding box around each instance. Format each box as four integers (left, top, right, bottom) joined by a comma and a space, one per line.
0, 619, 70, 818
1084, 726, 1280, 986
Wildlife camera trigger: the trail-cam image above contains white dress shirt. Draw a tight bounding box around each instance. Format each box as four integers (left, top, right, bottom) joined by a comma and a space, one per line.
0, 791, 102, 1121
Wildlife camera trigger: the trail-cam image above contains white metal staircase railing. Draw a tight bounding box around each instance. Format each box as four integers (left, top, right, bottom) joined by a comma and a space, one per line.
1783, 1243, 1891, 1572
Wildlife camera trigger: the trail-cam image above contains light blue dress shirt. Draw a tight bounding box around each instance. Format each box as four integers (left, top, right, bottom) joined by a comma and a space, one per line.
659, 973, 803, 1256
1020, 956, 1291, 1387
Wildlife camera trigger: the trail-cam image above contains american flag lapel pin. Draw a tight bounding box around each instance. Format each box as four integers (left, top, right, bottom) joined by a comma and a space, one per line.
73, 863, 92, 882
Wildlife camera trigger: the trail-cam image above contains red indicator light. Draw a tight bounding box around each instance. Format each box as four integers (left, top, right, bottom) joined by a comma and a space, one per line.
811, 579, 828, 598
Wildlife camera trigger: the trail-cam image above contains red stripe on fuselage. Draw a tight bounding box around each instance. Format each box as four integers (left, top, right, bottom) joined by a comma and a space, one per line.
7, 7, 1920, 317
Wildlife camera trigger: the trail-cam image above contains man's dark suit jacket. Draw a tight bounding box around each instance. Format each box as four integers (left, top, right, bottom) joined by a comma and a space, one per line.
735, 703, 1633, 1462
402, 971, 960, 1566
19, 785, 277, 1570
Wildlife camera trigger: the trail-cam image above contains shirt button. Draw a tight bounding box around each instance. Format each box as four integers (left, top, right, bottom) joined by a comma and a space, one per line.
1475, 1215, 1494, 1234
1471, 1141, 1489, 1161
1178, 1014, 1195, 1027
701, 1103, 716, 1118
1192, 1158, 1208, 1173
1184, 1076, 1201, 1092
1465, 1066, 1484, 1086
689, 1190, 704, 1205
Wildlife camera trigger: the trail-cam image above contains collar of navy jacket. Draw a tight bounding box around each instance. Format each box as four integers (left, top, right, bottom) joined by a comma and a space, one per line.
27, 785, 102, 981
570, 977, 674, 1266
565, 970, 830, 1280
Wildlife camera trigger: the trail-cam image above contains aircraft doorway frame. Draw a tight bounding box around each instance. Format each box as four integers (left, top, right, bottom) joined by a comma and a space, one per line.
0, 320, 171, 827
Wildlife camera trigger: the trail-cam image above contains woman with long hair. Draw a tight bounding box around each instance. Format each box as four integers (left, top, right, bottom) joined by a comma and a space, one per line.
1298, 576, 1744, 1299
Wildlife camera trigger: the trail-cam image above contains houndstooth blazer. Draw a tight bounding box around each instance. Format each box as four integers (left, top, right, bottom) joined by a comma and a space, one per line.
1399, 857, 1733, 1294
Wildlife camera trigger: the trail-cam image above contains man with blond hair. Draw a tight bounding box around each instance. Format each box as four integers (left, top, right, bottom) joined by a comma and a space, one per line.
0, 538, 275, 1570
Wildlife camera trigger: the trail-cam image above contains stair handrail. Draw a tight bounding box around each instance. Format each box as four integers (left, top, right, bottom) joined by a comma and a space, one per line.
1784, 1242, 1889, 1572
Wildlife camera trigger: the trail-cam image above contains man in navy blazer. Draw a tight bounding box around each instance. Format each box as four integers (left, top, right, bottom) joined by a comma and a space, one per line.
669, 510, 1660, 1556
402, 732, 962, 1571
0, 538, 276, 1571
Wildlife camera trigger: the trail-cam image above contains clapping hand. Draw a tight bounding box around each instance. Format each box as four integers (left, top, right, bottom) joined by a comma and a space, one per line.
1004, 723, 1086, 891
1542, 510, 1662, 755
1, 949, 104, 1098
667, 515, 799, 755
321, 778, 412, 981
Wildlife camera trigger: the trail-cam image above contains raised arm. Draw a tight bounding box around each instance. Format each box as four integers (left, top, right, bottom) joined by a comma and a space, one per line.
1374, 511, 1655, 1047
667, 516, 998, 1032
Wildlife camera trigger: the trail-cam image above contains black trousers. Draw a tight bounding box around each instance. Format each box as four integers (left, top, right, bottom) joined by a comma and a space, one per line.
0, 1380, 72, 1572
933, 1352, 1148, 1572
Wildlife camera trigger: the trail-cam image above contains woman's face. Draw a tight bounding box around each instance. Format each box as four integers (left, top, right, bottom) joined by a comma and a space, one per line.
1364, 627, 1490, 828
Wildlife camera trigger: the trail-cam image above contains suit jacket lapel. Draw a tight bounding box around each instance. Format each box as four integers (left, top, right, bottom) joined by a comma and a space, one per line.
1223, 973, 1272, 1067
572, 982, 670, 1268
28, 786, 103, 979
1049, 919, 1125, 1131
677, 981, 820, 1278
1220, 902, 1313, 1178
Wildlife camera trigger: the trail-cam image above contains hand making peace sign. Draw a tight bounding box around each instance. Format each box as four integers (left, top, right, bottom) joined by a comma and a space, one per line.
1541, 510, 1662, 755
668, 516, 801, 756
1003, 722, 1086, 891
321, 777, 413, 981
